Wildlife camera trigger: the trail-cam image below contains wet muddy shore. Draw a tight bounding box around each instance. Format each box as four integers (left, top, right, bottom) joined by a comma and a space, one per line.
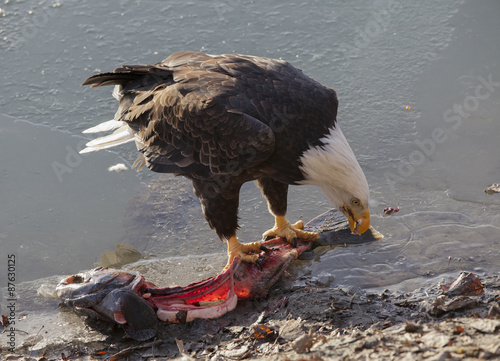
2, 269, 499, 360
2, 210, 499, 361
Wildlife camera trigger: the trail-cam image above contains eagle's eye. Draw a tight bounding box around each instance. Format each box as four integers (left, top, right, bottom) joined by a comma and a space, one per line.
351, 198, 360, 207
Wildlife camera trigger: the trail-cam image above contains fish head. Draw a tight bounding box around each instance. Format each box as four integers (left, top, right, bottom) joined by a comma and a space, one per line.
56, 267, 140, 308
56, 267, 158, 341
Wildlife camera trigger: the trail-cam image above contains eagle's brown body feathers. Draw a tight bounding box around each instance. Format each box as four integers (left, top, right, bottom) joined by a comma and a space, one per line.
83, 51, 339, 240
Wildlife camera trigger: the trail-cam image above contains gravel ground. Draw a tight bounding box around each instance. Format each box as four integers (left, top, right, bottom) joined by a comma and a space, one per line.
2, 247, 498, 361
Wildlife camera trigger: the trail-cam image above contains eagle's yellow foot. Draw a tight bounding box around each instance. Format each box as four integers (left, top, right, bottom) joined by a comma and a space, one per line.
263, 216, 319, 247
225, 235, 269, 270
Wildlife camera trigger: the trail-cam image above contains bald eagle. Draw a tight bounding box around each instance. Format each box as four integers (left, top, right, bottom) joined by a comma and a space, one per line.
81, 51, 370, 268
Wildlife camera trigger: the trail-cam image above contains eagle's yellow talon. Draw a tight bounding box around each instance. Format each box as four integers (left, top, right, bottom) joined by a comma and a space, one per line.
263, 216, 318, 244
225, 236, 263, 269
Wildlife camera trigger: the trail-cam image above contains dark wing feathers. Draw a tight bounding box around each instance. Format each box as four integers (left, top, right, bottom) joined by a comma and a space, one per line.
82, 72, 145, 88
82, 51, 337, 179
83, 54, 275, 175
142, 91, 274, 174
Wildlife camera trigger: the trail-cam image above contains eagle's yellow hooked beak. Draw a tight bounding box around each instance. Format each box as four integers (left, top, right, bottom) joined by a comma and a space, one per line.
346, 208, 370, 235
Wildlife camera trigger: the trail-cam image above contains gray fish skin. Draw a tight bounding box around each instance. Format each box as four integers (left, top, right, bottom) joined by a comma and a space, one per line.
56, 267, 158, 341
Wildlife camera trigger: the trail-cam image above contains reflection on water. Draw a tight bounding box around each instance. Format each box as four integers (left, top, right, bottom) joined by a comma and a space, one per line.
95, 242, 141, 268
311, 208, 500, 292
0, 0, 499, 295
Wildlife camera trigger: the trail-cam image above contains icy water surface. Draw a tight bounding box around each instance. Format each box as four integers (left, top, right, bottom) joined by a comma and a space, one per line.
0, 0, 499, 348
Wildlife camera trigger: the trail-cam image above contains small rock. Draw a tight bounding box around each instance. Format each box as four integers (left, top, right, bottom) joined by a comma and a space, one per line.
427, 295, 478, 317
469, 319, 500, 334
484, 183, 500, 194
405, 321, 423, 333
362, 335, 380, 349
368, 321, 384, 332
219, 345, 249, 359
440, 272, 484, 296
487, 303, 500, 319
224, 325, 245, 336
427, 351, 453, 361
293, 329, 317, 353
280, 318, 304, 341
479, 343, 500, 359
312, 271, 335, 287
210, 355, 226, 361
420, 330, 451, 348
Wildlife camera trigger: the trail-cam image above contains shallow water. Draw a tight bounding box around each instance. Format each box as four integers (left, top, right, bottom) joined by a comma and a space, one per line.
1, 0, 500, 347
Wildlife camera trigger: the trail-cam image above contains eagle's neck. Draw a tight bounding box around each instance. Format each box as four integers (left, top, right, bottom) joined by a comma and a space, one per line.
298, 125, 369, 208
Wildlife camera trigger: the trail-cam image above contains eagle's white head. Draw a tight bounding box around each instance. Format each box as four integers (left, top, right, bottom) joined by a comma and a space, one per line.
299, 125, 370, 234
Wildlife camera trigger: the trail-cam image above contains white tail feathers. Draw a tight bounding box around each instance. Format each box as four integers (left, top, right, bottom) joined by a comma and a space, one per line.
112, 85, 123, 101
80, 125, 135, 154
82, 119, 124, 134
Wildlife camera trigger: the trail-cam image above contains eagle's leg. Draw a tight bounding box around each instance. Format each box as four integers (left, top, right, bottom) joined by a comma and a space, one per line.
257, 178, 319, 245
193, 178, 267, 270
